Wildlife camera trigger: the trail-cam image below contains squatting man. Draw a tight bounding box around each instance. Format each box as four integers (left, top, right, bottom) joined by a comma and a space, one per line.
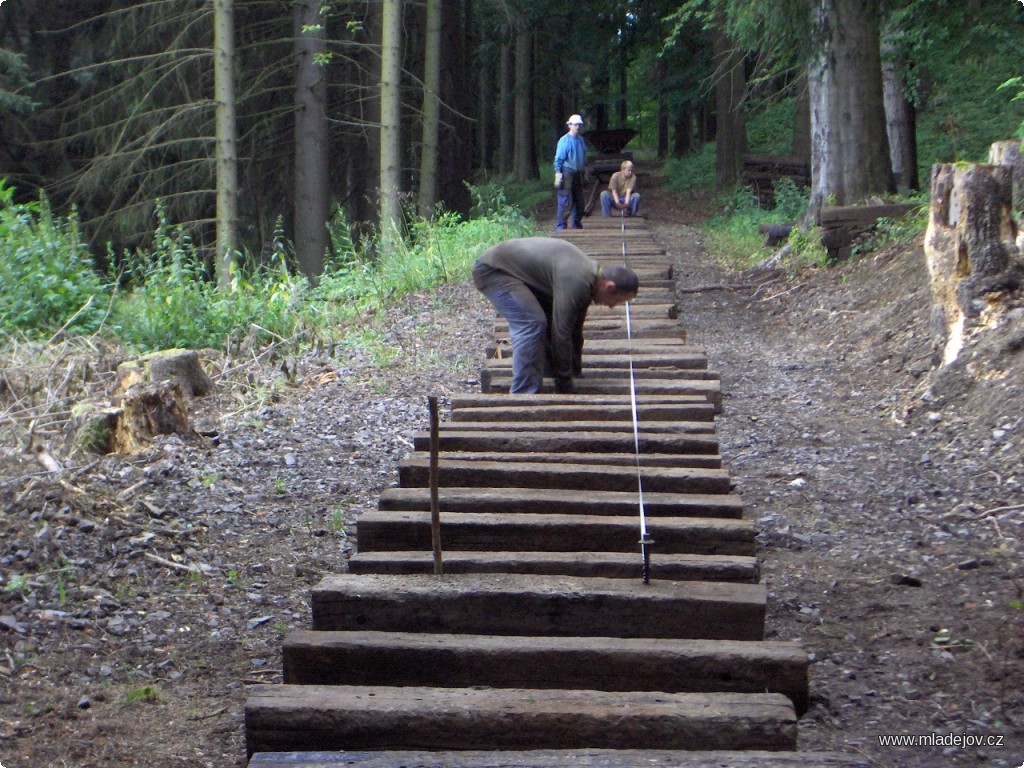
473, 237, 639, 394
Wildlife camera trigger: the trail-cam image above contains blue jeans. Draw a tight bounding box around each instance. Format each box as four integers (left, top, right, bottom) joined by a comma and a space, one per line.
600, 190, 641, 217
555, 170, 584, 229
472, 264, 548, 393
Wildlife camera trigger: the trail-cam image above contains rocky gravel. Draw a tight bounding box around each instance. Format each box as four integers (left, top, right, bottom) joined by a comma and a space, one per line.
0, 183, 1022, 768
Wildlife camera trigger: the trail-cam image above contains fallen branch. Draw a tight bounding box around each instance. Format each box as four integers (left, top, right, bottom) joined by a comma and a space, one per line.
2, 407, 76, 423
188, 705, 229, 721
758, 281, 808, 303
0, 469, 68, 490
45, 296, 94, 346
976, 502, 1024, 519
14, 477, 39, 505
59, 479, 86, 496
34, 446, 63, 473
214, 329, 310, 381
143, 552, 217, 576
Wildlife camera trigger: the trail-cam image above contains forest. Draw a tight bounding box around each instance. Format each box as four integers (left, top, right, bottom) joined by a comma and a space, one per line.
1, 6, 1024, 765
0, 0, 1023, 296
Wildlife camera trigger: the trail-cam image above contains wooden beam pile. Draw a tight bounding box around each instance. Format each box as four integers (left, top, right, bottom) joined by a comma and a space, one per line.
740, 154, 810, 206
816, 203, 917, 261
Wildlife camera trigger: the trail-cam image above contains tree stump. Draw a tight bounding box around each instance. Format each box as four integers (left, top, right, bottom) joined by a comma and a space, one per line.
75, 381, 191, 454
73, 405, 122, 454
988, 139, 1024, 213
113, 380, 191, 454
988, 139, 1024, 257
924, 163, 1023, 366
114, 348, 214, 398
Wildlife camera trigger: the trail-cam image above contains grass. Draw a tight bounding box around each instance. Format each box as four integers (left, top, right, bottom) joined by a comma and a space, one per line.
694, 178, 832, 271
659, 144, 717, 195
0, 181, 535, 360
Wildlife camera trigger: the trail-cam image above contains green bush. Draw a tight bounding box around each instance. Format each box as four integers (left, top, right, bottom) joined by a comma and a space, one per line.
784, 225, 829, 269
0, 181, 109, 341
111, 207, 315, 351
319, 185, 535, 319
746, 99, 797, 156
701, 185, 772, 269
770, 177, 809, 222
699, 180, 813, 270
470, 176, 549, 220
902, 4, 1024, 179
0, 179, 536, 355
998, 76, 1024, 138
659, 144, 717, 193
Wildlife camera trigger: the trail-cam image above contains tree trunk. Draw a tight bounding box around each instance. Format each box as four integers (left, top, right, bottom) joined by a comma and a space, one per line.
593, 64, 610, 131
417, 0, 442, 219
437, 0, 473, 215
617, 45, 628, 126
713, 20, 747, 187
672, 103, 692, 156
499, 41, 514, 175
790, 71, 811, 165
698, 98, 715, 144
478, 47, 491, 171
379, 0, 403, 237
293, 0, 329, 281
881, 25, 918, 192
513, 22, 537, 183
808, 0, 892, 217
213, 0, 238, 287
656, 58, 669, 159
925, 163, 1023, 366
340, 4, 381, 239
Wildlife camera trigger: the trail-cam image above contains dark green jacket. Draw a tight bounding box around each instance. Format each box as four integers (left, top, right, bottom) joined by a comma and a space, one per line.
476, 237, 598, 381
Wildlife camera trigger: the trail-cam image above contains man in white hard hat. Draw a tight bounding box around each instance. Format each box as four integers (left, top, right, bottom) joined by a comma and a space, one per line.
553, 114, 587, 230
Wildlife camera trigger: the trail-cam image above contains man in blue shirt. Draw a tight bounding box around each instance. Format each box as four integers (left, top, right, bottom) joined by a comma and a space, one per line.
553, 114, 587, 230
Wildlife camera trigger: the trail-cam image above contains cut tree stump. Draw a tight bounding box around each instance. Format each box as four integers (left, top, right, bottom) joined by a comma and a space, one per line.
75, 380, 192, 454
925, 162, 1024, 366
988, 139, 1024, 213
113, 381, 191, 453
114, 348, 214, 397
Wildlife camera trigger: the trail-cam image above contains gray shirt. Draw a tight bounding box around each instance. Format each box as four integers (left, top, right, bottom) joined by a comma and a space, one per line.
476, 237, 598, 380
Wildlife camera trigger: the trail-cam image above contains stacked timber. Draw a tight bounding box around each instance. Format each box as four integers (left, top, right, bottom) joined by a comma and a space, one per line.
816, 202, 918, 261
243, 215, 869, 768
741, 154, 810, 206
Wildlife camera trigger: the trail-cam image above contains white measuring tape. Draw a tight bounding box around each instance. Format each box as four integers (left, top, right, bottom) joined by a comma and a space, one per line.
620, 210, 653, 584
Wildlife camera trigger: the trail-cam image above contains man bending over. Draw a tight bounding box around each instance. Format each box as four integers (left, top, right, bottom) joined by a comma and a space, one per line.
472, 237, 639, 394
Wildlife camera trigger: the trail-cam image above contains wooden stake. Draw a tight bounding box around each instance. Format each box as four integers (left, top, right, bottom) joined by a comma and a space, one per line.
428, 396, 443, 575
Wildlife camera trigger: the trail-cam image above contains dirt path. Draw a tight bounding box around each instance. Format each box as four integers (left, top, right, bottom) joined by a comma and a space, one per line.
0, 179, 1021, 768
646, 189, 1023, 767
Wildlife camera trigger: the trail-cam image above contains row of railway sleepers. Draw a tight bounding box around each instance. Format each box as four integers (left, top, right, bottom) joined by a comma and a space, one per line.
243, 217, 868, 768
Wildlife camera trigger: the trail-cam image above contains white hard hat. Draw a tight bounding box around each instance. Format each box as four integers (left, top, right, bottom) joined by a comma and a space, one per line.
567, 114, 583, 125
